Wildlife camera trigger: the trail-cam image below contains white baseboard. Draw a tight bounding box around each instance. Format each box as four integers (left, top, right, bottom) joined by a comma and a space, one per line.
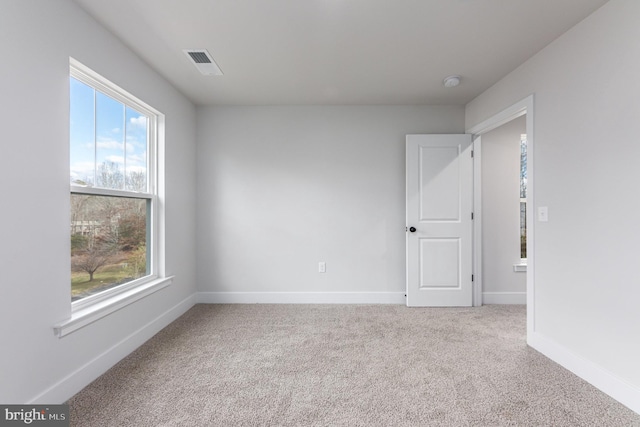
196, 291, 405, 305
482, 292, 526, 304
30, 294, 196, 404
529, 331, 640, 415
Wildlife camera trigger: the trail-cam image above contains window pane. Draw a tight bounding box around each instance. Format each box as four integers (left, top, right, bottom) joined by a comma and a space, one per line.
520, 134, 527, 259
520, 201, 527, 259
520, 135, 527, 199
96, 92, 125, 190
70, 78, 95, 186
71, 194, 149, 301
125, 107, 148, 192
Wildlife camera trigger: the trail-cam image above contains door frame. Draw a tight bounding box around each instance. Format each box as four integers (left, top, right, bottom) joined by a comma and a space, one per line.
466, 95, 535, 337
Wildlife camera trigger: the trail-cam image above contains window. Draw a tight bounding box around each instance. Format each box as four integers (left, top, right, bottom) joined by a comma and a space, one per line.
69, 59, 164, 312
519, 133, 527, 260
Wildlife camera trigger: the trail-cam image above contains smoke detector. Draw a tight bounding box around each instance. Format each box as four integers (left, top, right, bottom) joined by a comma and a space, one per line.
183, 49, 223, 76
443, 75, 461, 88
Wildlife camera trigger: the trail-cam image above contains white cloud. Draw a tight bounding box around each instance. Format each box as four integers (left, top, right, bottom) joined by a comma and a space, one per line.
130, 116, 147, 128
96, 139, 124, 151
125, 138, 145, 153
70, 161, 96, 183
127, 153, 147, 165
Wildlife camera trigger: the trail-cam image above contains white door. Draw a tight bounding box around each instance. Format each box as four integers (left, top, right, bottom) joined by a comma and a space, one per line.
406, 134, 473, 307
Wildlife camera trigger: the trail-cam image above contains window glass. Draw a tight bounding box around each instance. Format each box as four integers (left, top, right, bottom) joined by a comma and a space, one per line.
95, 92, 125, 190
70, 78, 95, 186
70, 194, 148, 301
125, 107, 148, 192
70, 64, 157, 305
70, 78, 149, 192
520, 134, 527, 259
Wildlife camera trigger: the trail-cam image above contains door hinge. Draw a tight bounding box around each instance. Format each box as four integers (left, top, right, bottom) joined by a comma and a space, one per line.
471, 212, 474, 220
471, 150, 474, 158
472, 274, 474, 282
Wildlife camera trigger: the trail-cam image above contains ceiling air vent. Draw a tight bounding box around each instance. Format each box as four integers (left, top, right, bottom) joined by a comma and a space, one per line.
183, 49, 223, 76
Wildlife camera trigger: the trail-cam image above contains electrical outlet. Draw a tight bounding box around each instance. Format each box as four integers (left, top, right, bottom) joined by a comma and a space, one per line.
318, 262, 326, 273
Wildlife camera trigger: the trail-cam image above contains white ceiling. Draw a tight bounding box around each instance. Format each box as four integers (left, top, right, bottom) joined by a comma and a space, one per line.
73, 0, 609, 106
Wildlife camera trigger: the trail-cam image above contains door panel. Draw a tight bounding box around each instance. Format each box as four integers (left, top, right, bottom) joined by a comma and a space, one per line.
406, 134, 473, 307
420, 238, 460, 288
419, 146, 461, 221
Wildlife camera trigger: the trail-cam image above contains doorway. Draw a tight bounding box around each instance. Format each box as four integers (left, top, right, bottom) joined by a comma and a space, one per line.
478, 115, 526, 304
467, 95, 534, 338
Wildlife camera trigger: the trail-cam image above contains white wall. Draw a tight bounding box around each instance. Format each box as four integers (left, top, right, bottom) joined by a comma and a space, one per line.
196, 106, 464, 301
466, 0, 640, 412
5, 0, 636, 412
0, 0, 197, 403
481, 116, 526, 302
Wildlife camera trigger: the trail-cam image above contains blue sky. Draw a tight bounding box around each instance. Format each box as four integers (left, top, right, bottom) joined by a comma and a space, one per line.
70, 77, 148, 190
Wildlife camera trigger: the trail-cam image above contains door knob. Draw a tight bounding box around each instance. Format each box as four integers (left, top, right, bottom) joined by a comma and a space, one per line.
409, 227, 416, 233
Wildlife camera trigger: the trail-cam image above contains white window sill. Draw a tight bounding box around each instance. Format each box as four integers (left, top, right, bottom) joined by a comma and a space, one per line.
54, 276, 173, 338
513, 262, 527, 272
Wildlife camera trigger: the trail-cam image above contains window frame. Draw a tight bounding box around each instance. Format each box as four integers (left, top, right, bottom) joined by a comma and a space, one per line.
56, 59, 170, 336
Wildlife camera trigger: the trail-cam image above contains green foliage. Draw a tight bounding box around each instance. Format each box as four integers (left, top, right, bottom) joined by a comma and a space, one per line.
131, 245, 147, 276
71, 233, 88, 254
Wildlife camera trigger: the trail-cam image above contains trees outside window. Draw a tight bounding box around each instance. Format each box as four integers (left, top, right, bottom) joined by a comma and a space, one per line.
70, 194, 147, 300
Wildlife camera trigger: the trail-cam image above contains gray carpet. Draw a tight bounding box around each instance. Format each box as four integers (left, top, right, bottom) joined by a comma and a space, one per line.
68, 304, 640, 426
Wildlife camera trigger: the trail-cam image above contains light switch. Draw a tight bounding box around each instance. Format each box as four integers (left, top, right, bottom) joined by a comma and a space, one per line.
538, 206, 548, 222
